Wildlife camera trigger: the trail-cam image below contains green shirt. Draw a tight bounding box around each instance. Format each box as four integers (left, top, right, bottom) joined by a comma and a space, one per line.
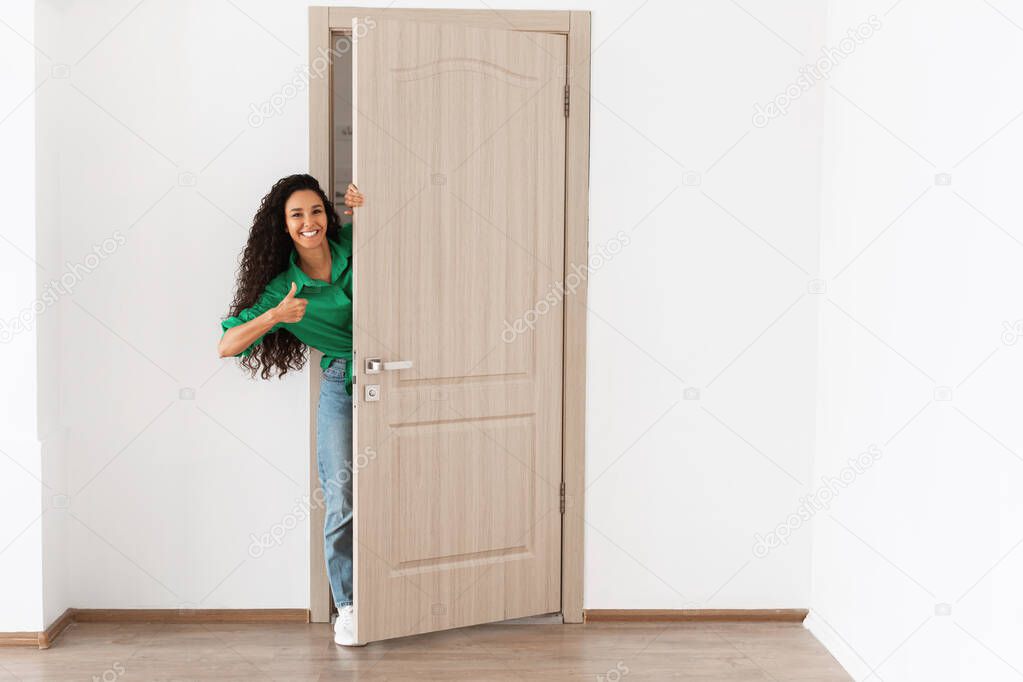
220, 223, 354, 394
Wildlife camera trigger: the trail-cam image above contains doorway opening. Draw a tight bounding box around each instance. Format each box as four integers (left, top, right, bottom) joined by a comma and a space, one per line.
308, 8, 591, 645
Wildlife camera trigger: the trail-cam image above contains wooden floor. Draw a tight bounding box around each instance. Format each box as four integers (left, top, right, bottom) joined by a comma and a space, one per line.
0, 620, 850, 681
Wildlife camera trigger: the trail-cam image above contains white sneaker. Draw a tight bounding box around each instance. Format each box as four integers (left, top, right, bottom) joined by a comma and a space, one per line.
333, 605, 360, 646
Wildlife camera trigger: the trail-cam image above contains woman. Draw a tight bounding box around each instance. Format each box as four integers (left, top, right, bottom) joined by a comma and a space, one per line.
217, 174, 364, 646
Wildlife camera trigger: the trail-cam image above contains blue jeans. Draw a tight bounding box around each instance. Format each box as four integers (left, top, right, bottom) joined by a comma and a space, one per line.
317, 357, 354, 609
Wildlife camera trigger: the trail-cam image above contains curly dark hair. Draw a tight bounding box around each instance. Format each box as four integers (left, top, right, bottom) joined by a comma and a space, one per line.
224, 173, 344, 380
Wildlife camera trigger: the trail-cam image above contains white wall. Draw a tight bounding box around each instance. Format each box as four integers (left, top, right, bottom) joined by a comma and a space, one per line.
808, 0, 1023, 680
582, 1, 825, 608
14, 0, 827, 615
0, 0, 71, 632
9, 0, 828, 622
36, 0, 71, 629
49, 0, 315, 611
0, 0, 46, 633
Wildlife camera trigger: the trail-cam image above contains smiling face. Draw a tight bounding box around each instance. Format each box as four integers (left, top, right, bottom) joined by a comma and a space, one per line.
284, 189, 328, 248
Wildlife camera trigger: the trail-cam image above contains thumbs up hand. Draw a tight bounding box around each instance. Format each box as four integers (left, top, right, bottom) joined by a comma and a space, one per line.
273, 281, 308, 323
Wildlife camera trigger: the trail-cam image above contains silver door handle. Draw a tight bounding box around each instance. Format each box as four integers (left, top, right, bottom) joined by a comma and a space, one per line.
365, 358, 413, 374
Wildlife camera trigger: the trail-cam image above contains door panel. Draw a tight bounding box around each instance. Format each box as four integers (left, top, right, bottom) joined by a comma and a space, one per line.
351, 17, 567, 643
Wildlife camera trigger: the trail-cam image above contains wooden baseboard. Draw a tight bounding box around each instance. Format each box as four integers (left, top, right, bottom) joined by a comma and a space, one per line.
39, 608, 76, 649
0, 608, 76, 649
74, 609, 310, 624
0, 608, 310, 649
4, 607, 806, 648
0, 632, 45, 648
583, 609, 809, 623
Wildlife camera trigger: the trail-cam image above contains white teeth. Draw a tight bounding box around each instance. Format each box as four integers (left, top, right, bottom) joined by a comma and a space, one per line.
300, 230, 319, 237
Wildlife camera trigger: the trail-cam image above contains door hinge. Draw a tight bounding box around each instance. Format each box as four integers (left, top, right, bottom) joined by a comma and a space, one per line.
563, 83, 570, 118
559, 481, 566, 514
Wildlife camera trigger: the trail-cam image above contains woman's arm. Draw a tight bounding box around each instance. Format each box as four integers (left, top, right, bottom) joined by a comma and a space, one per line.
218, 306, 281, 358
218, 280, 307, 358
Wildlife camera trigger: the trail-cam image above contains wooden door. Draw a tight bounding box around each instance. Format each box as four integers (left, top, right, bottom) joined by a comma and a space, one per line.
351, 17, 567, 644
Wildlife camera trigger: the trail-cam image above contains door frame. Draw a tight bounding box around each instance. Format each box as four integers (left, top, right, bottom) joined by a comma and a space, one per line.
307, 6, 590, 626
